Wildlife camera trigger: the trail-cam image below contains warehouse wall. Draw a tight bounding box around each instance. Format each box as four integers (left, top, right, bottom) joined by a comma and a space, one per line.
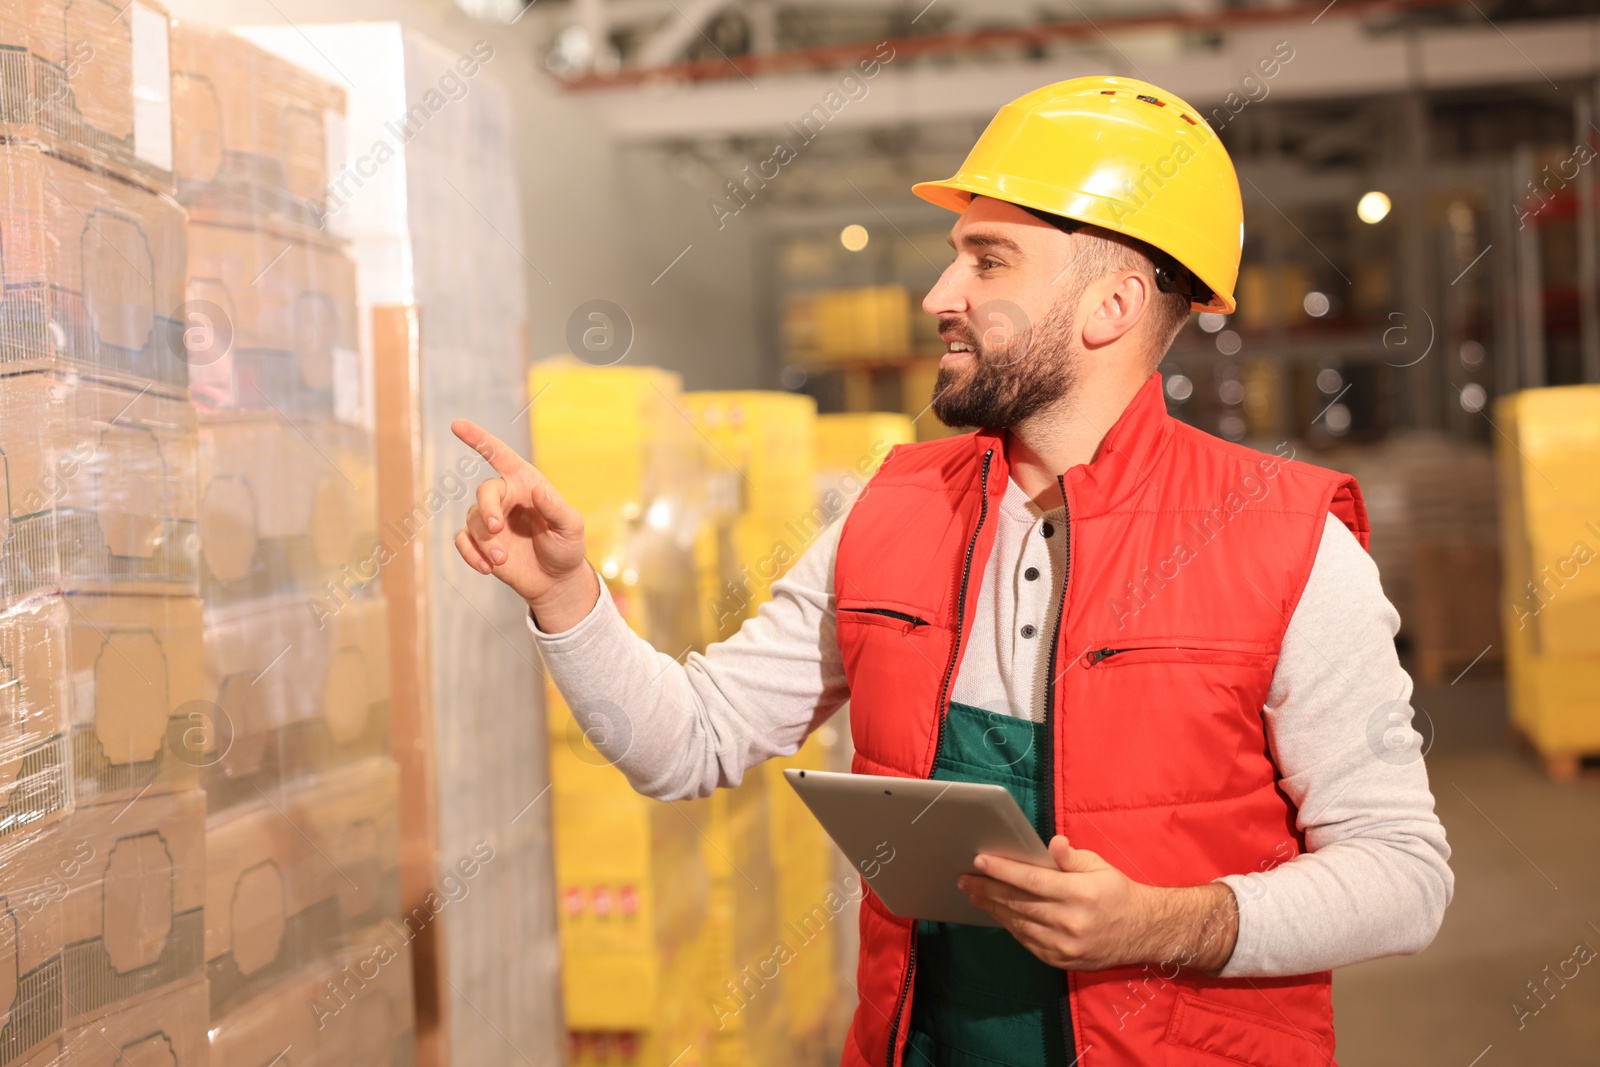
165, 0, 765, 388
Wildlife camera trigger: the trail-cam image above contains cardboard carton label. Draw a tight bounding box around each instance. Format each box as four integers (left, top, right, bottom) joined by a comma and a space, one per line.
130, 3, 173, 171
230, 861, 286, 975
94, 630, 169, 765
103, 832, 177, 974
322, 647, 371, 745
95, 427, 165, 560
199, 475, 260, 583
83, 211, 158, 353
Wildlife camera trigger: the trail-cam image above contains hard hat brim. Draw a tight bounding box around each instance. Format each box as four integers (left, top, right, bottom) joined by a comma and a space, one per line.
913, 176, 1236, 315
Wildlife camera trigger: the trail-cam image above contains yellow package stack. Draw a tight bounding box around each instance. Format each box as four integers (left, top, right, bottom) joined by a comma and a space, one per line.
687, 391, 820, 630
810, 285, 913, 363
163, 21, 417, 1064
1493, 385, 1600, 778
767, 411, 918, 1059
684, 391, 831, 1067
530, 360, 720, 1067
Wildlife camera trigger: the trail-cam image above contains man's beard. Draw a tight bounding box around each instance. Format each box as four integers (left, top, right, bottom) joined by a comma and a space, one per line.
930, 298, 1079, 430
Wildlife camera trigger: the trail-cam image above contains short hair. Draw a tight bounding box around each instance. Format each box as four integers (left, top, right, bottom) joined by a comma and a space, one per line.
1069, 225, 1194, 369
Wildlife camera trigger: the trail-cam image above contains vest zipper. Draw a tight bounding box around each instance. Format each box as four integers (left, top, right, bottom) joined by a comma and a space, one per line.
844, 607, 930, 626
883, 446, 993, 1067
1044, 473, 1077, 1065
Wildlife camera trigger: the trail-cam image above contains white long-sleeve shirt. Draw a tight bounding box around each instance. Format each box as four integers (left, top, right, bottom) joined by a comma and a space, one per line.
528, 474, 1453, 978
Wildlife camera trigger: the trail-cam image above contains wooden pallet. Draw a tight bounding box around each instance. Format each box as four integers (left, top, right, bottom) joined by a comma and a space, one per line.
1510, 723, 1600, 782
1415, 642, 1503, 686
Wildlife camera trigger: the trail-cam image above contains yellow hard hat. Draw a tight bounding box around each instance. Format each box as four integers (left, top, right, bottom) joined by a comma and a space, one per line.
913, 75, 1243, 314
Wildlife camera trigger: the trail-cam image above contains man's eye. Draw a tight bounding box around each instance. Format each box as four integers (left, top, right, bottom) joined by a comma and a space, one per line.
980, 257, 1002, 270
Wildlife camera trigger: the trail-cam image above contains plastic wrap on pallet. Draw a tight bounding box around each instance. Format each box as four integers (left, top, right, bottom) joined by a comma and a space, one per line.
59, 789, 205, 1026
0, 372, 198, 610
0, 147, 186, 392
196, 415, 378, 606
198, 591, 389, 813
170, 20, 343, 228
59, 976, 209, 1066
184, 224, 361, 420
152, 18, 417, 1067
240, 23, 558, 1066
0, 0, 174, 194
0, 598, 73, 837
0, 824, 72, 1065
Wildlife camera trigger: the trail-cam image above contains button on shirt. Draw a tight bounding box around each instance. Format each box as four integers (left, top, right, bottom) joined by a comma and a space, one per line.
949, 475, 1069, 723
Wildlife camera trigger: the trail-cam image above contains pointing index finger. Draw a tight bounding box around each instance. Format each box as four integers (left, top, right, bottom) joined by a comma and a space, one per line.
452, 418, 530, 478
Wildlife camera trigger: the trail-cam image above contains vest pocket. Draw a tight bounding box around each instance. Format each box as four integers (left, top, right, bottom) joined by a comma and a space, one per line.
1162, 991, 1325, 1067
1080, 641, 1275, 669
840, 605, 931, 628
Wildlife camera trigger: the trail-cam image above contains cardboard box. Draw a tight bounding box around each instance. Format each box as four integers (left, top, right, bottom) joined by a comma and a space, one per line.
171, 21, 344, 223
285, 758, 401, 936
206, 964, 322, 1067
0, 0, 174, 194
184, 223, 360, 420
199, 592, 390, 814
0, 373, 198, 611
0, 598, 73, 836
204, 797, 336, 1019
314, 921, 418, 1065
60, 975, 208, 1066
197, 415, 378, 605
61, 790, 205, 1025
0, 147, 186, 392
0, 825, 73, 1067
65, 595, 202, 806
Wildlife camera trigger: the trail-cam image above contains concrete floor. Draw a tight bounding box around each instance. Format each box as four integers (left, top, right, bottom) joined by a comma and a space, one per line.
1332, 673, 1600, 1066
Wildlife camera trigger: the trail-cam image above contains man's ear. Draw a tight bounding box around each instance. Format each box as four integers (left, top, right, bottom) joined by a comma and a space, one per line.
1081, 271, 1151, 347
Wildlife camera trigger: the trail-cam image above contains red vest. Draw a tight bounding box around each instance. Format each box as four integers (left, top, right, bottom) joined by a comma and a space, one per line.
833, 373, 1368, 1067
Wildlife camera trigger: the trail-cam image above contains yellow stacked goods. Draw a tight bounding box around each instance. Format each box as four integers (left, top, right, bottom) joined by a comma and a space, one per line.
531, 360, 709, 658
793, 285, 913, 364
1494, 385, 1600, 775
530, 362, 721, 1063
815, 412, 915, 505
686, 391, 819, 632
765, 732, 844, 1045
682, 390, 826, 1067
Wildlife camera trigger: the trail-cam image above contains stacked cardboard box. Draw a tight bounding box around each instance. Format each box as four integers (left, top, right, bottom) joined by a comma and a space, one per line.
0, 2, 215, 1057
242, 25, 557, 1063
0, 0, 176, 196
168, 21, 415, 1064
1494, 385, 1600, 777
530, 362, 719, 1066
1322, 432, 1502, 679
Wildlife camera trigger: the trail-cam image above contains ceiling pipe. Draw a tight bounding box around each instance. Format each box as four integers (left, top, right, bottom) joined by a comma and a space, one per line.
563, 0, 1466, 90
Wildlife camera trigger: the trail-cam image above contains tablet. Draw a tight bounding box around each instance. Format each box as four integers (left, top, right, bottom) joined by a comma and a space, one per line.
783, 767, 1056, 927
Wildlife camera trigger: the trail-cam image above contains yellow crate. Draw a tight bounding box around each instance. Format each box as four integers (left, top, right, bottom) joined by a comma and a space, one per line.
683, 391, 817, 519
528, 361, 693, 516
1503, 648, 1600, 756
812, 285, 911, 362
815, 412, 914, 478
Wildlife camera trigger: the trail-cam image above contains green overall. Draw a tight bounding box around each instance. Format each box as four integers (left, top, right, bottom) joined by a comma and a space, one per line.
903, 701, 1074, 1067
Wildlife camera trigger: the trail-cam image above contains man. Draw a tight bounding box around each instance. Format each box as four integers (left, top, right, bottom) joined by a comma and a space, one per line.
453, 76, 1452, 1066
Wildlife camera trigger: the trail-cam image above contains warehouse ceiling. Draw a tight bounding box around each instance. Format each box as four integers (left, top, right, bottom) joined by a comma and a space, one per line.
460, 0, 1600, 80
